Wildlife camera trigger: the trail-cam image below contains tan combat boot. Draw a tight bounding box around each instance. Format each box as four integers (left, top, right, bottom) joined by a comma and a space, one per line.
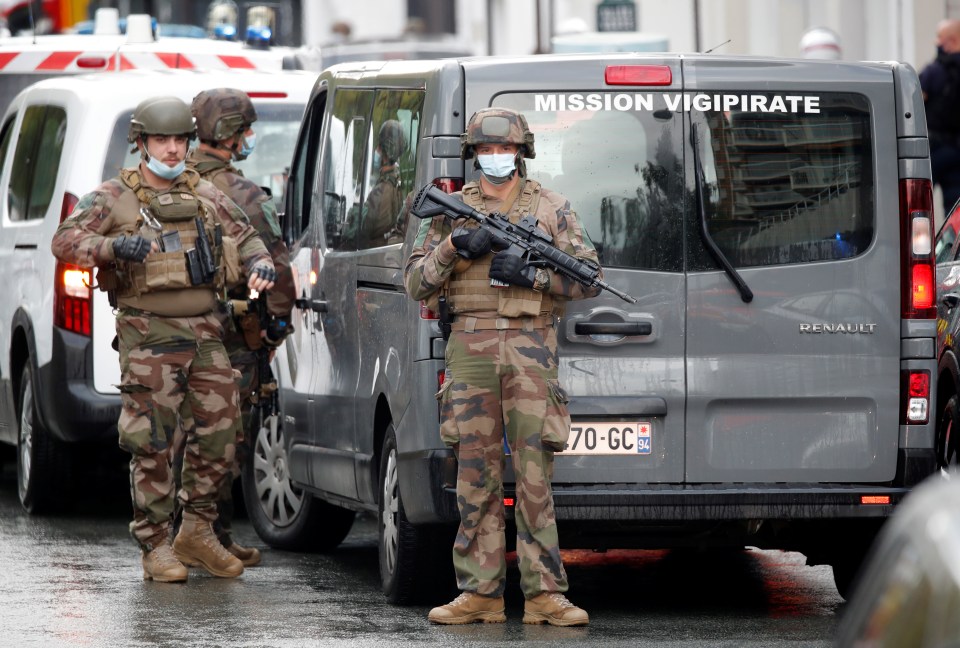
226, 541, 261, 567
427, 592, 506, 624
523, 592, 589, 626
142, 542, 188, 583
173, 517, 244, 578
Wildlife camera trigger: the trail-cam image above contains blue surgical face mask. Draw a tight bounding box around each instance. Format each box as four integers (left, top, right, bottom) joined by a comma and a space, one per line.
146, 155, 185, 180
477, 153, 517, 184
237, 132, 256, 159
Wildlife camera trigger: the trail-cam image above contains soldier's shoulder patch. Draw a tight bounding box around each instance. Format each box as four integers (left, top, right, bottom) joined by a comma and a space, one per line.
413, 217, 433, 248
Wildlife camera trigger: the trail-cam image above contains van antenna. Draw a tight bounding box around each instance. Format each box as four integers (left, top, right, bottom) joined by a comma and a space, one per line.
28, 0, 36, 44
703, 39, 731, 54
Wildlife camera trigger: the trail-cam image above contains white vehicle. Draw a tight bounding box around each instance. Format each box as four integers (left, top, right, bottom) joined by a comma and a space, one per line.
0, 68, 315, 512
0, 11, 312, 118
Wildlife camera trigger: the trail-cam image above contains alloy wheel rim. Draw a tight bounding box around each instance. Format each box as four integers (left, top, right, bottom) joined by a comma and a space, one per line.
252, 412, 304, 527
18, 377, 33, 498
381, 448, 399, 575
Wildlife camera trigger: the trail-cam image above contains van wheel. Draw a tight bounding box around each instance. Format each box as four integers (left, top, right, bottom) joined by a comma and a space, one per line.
17, 364, 69, 514
378, 426, 455, 604
831, 557, 863, 601
242, 408, 355, 551
937, 393, 960, 472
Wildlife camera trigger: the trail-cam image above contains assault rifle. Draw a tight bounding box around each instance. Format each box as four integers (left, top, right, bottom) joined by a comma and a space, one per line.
411, 184, 637, 303
227, 293, 278, 419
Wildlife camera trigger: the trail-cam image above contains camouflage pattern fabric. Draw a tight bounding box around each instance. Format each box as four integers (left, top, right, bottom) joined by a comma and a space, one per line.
191, 88, 258, 142
116, 309, 238, 549
405, 181, 600, 306
404, 175, 601, 600
440, 325, 570, 598
460, 107, 536, 160
187, 149, 296, 318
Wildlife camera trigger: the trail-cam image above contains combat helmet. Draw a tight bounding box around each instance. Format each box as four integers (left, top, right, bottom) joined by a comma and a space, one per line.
191, 88, 258, 142
378, 119, 408, 164
460, 107, 536, 161
127, 96, 196, 144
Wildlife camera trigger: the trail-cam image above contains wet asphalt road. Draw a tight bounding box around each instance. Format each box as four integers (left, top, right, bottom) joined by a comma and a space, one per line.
0, 462, 844, 648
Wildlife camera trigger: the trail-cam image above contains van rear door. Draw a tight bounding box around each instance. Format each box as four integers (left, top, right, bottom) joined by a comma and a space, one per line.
682, 58, 900, 483
463, 57, 687, 483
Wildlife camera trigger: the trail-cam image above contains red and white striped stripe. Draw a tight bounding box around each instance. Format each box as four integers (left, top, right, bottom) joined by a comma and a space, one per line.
0, 49, 276, 72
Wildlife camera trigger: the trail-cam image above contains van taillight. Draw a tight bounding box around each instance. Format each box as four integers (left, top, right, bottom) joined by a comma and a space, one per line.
605, 65, 673, 86
54, 261, 91, 337
899, 179, 936, 319
431, 177, 463, 194
60, 192, 78, 223
902, 370, 930, 424
420, 302, 438, 320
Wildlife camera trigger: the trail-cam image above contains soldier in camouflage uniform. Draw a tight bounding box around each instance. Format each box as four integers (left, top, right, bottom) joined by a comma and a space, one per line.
405, 107, 599, 626
179, 88, 297, 567
51, 96, 277, 583
344, 119, 408, 247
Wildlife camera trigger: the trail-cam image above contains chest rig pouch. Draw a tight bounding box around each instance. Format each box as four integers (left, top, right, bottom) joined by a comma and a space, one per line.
451, 180, 552, 318
119, 185, 224, 297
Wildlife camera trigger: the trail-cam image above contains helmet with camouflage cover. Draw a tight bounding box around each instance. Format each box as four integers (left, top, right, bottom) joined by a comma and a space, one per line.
460, 107, 535, 161
191, 88, 258, 142
378, 119, 408, 164
127, 96, 196, 143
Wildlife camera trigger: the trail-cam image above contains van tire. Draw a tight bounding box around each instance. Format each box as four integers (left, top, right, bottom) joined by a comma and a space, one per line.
242, 408, 355, 551
17, 364, 70, 514
378, 426, 456, 604
937, 393, 960, 471
831, 557, 862, 601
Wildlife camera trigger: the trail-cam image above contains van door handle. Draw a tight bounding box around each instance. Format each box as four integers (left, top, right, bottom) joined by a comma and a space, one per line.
310, 299, 328, 313
942, 293, 960, 309
574, 322, 652, 336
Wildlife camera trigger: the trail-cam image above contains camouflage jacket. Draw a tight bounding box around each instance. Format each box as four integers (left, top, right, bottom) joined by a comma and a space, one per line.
404, 179, 601, 306
51, 167, 271, 284
187, 148, 296, 318
343, 165, 403, 248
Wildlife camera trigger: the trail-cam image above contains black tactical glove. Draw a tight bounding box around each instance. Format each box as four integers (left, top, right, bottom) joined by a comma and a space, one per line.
250, 263, 277, 284
450, 226, 493, 259
264, 316, 292, 347
112, 234, 152, 263
489, 252, 536, 289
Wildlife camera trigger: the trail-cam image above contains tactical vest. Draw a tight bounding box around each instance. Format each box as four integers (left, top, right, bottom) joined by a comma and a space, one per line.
446, 179, 555, 319
104, 168, 225, 317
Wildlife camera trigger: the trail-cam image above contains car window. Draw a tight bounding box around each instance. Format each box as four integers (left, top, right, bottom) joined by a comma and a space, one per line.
0, 74, 47, 123
321, 88, 374, 250
0, 117, 14, 169
693, 92, 873, 269
287, 90, 326, 244
936, 204, 960, 264
27, 106, 66, 221
8, 105, 68, 223
494, 92, 685, 272
351, 89, 425, 251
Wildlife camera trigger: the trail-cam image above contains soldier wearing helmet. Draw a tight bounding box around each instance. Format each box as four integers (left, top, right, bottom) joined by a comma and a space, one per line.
181, 87, 297, 568
344, 118, 409, 248
405, 107, 600, 627
51, 95, 277, 584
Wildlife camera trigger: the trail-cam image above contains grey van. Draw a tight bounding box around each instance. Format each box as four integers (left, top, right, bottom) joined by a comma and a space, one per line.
246, 53, 939, 603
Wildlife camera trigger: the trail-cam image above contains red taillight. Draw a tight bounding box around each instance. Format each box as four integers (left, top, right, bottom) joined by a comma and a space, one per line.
902, 370, 930, 424
860, 495, 890, 505
53, 261, 91, 337
420, 302, 438, 320
503, 497, 515, 507
437, 369, 446, 390
431, 177, 464, 194
60, 192, 78, 223
899, 179, 936, 319
75, 56, 107, 69
605, 65, 673, 86
247, 91, 288, 99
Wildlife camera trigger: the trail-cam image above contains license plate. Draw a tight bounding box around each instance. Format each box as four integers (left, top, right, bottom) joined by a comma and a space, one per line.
565, 422, 652, 455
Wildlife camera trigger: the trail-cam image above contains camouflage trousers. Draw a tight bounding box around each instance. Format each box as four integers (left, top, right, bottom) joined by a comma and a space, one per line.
172, 314, 258, 544
116, 309, 239, 550
439, 325, 571, 599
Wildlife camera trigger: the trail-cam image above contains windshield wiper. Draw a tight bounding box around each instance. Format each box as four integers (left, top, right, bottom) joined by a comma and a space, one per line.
691, 123, 753, 303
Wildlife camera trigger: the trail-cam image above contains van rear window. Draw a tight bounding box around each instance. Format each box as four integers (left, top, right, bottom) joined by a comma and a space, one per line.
494, 91, 872, 272
694, 92, 873, 269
